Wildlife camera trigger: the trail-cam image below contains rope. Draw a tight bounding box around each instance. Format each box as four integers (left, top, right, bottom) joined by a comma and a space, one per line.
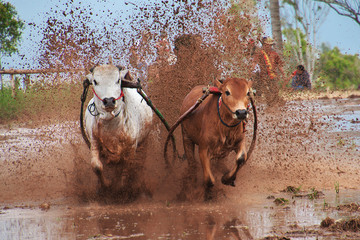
217, 96, 242, 128
80, 79, 91, 149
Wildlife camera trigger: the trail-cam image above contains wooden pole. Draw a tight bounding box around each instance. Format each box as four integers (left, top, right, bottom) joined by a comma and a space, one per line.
0, 68, 85, 75
0, 68, 86, 98
10, 74, 16, 98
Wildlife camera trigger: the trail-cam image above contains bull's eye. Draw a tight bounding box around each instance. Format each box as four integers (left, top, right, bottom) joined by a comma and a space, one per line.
225, 90, 230, 96
93, 80, 98, 86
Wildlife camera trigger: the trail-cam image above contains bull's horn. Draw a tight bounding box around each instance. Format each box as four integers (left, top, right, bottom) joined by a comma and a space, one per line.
215, 79, 224, 88
122, 80, 139, 88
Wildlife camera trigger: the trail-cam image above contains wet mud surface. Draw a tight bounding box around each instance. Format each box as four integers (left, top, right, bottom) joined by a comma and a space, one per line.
1, 97, 360, 239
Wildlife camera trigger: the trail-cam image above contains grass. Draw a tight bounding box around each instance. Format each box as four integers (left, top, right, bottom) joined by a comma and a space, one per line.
274, 197, 289, 206
284, 185, 301, 194
0, 87, 26, 120
0, 82, 83, 126
335, 182, 340, 194
308, 188, 320, 200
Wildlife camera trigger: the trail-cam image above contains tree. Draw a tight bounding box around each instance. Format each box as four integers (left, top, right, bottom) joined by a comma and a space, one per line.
0, 1, 24, 60
282, 0, 329, 82
318, 45, 360, 89
283, 28, 307, 67
0, 1, 24, 89
315, 0, 360, 25
270, 0, 283, 51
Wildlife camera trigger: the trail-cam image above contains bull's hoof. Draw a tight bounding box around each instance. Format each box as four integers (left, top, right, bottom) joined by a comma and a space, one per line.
204, 190, 213, 201
221, 175, 236, 187
205, 180, 214, 189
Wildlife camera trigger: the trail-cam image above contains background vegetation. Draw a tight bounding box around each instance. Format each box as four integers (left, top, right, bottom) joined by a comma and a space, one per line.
0, 80, 82, 124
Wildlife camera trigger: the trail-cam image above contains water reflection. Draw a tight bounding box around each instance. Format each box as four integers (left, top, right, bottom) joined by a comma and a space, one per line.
2, 191, 360, 239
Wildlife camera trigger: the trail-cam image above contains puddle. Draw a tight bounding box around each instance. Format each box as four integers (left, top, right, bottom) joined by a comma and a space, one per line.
1, 190, 360, 239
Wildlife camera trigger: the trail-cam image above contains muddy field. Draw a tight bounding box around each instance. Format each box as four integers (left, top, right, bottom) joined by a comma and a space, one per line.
1, 95, 360, 239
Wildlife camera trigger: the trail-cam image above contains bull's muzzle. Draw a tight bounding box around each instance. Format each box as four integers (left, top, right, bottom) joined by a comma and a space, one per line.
102, 97, 116, 110
235, 109, 248, 120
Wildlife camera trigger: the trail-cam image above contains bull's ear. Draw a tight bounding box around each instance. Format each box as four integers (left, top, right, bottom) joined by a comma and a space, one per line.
116, 65, 124, 71
124, 71, 132, 81
215, 79, 224, 88
89, 66, 96, 73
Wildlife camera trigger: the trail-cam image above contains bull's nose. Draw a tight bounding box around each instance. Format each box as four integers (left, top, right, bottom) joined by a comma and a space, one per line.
102, 97, 116, 108
235, 109, 248, 120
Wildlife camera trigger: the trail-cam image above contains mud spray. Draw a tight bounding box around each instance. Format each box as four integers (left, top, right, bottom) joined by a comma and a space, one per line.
1, 1, 359, 207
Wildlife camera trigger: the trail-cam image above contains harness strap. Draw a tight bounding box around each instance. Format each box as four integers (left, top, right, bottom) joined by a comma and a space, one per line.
92, 88, 124, 101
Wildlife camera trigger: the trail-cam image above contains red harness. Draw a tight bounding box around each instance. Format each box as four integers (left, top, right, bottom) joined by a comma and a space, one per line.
92, 88, 124, 102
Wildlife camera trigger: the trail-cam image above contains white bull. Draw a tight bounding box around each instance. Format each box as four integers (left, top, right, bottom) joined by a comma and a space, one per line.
84, 64, 153, 188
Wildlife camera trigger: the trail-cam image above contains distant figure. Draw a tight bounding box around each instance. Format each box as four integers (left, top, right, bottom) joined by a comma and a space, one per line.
129, 30, 152, 84
252, 36, 284, 104
155, 31, 174, 65
290, 65, 311, 90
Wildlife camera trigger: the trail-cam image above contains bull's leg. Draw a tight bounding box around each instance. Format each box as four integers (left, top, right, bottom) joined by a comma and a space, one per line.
221, 142, 247, 187
90, 142, 111, 188
182, 131, 197, 182
199, 146, 215, 189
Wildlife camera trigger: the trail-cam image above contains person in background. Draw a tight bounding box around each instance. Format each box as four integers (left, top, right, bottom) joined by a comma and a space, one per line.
252, 36, 285, 104
289, 65, 311, 90
155, 31, 172, 64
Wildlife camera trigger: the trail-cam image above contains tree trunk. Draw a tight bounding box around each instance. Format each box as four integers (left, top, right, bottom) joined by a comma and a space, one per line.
0, 61, 2, 90
270, 0, 283, 51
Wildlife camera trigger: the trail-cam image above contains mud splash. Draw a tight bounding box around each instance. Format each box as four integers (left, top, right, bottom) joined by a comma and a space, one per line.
1, 97, 360, 238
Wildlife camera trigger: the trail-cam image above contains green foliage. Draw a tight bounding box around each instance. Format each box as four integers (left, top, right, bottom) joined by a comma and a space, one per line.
282, 28, 308, 67
308, 187, 320, 200
284, 185, 301, 194
317, 45, 360, 90
0, 87, 25, 120
0, 81, 82, 123
335, 182, 339, 194
0, 1, 24, 58
274, 197, 289, 205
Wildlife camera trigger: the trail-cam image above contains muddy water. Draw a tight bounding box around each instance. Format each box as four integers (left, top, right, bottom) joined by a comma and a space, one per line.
1, 191, 360, 239
1, 98, 360, 239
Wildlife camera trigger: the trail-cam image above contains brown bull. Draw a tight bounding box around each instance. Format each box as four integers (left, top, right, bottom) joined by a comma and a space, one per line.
180, 77, 253, 193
